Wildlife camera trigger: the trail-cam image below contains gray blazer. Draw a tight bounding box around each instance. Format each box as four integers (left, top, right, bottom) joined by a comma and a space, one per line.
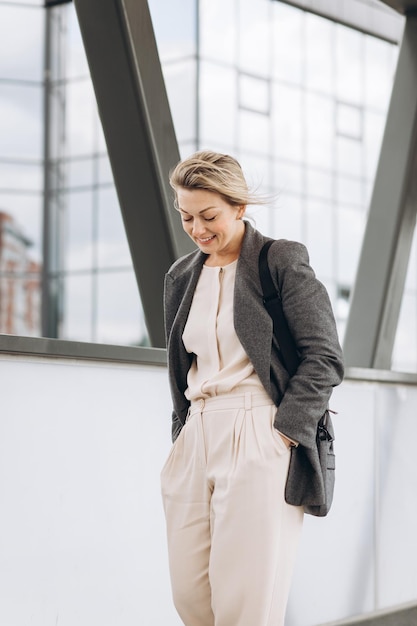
164, 221, 344, 507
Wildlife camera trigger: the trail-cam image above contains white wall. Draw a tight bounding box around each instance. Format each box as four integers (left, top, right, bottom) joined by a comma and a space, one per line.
0, 354, 181, 626
1, 353, 417, 625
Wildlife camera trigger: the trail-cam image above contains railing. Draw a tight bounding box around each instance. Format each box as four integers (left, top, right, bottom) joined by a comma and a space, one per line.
0, 340, 416, 625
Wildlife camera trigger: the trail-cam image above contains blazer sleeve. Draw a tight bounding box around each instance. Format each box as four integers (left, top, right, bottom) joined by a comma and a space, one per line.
164, 271, 189, 443
270, 240, 344, 448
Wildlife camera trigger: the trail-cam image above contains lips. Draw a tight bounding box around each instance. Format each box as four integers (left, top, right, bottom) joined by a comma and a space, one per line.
197, 235, 216, 244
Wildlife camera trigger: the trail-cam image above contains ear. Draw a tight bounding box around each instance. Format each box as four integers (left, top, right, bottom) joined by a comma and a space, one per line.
237, 205, 246, 219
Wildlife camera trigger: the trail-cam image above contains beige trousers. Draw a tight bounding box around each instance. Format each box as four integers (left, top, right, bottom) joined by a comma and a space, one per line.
161, 390, 304, 626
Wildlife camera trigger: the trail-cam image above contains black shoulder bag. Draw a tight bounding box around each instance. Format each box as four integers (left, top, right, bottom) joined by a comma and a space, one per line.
259, 239, 336, 517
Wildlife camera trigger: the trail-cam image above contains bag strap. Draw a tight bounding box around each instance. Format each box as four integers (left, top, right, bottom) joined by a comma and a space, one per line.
258, 240, 300, 378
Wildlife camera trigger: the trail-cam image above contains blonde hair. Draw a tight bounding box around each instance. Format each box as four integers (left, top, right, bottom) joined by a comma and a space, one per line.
169, 150, 267, 209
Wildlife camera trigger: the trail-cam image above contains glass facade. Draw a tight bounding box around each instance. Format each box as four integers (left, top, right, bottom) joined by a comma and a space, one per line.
1, 0, 415, 371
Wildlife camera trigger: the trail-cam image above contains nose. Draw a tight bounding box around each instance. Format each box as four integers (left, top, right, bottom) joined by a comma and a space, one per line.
191, 219, 206, 237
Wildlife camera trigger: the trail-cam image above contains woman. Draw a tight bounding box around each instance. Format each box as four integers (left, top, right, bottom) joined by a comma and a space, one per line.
161, 151, 344, 626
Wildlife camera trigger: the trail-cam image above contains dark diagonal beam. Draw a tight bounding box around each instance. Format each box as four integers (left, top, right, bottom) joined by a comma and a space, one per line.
344, 15, 417, 368
73, 0, 194, 347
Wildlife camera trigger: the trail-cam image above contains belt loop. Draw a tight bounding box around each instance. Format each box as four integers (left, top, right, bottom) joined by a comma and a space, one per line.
244, 392, 251, 411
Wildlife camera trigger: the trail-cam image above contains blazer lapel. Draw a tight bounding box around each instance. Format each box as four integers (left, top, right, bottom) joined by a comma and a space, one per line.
234, 223, 274, 396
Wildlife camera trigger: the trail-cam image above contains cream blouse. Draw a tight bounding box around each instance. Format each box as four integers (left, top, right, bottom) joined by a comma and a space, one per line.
182, 259, 264, 401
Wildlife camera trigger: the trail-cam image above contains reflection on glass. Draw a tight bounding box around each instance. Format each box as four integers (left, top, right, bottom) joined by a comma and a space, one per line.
0, 162, 43, 192
149, 0, 196, 62
275, 161, 304, 196
65, 79, 97, 157
392, 293, 417, 373
306, 167, 332, 201
162, 59, 196, 143
200, 62, 237, 146
239, 73, 270, 114
336, 25, 363, 105
305, 93, 334, 168
238, 0, 270, 77
0, 210, 41, 336
96, 270, 148, 346
272, 2, 303, 85
306, 199, 333, 279
364, 36, 397, 111
336, 102, 362, 140
200, 0, 236, 64
97, 187, 131, 269
306, 13, 333, 94
66, 5, 90, 80
0, 84, 42, 159
363, 110, 386, 180
336, 175, 363, 208
337, 206, 365, 284
62, 274, 93, 342
0, 5, 43, 81
238, 109, 270, 155
65, 190, 93, 272
272, 194, 303, 244
336, 135, 363, 177
0, 192, 42, 260
67, 157, 94, 190
272, 83, 304, 161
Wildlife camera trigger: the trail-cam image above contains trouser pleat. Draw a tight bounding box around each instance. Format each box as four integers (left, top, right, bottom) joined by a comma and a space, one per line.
161, 392, 303, 626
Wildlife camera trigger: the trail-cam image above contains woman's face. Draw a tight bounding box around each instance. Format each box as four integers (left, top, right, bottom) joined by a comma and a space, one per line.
176, 187, 246, 261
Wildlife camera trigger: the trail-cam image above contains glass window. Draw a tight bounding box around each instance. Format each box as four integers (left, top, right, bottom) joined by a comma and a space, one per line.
238, 153, 271, 193
364, 36, 397, 112
96, 270, 148, 346
305, 93, 334, 169
149, 0, 196, 63
0, 162, 43, 193
272, 83, 304, 162
162, 59, 196, 143
305, 13, 333, 95
238, 0, 271, 77
0, 192, 42, 262
336, 136, 363, 178
335, 24, 363, 105
238, 109, 270, 156
336, 102, 362, 140
306, 199, 334, 280
67, 157, 95, 190
200, 0, 236, 65
272, 195, 304, 243
65, 190, 94, 272
62, 274, 93, 342
306, 167, 333, 202
405, 230, 417, 291
272, 2, 303, 85
392, 293, 417, 373
336, 175, 363, 208
98, 154, 114, 186
65, 79, 97, 157
97, 187, 132, 270
239, 73, 270, 115
0, 84, 42, 159
0, 5, 43, 81
200, 62, 237, 147
363, 110, 386, 180
66, 5, 90, 80
274, 161, 304, 196
337, 206, 366, 285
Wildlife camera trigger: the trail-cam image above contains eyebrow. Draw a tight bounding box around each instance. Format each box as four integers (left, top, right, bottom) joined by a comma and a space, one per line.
178, 206, 217, 215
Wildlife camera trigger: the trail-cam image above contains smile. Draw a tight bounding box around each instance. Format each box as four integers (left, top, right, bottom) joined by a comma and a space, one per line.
197, 236, 216, 243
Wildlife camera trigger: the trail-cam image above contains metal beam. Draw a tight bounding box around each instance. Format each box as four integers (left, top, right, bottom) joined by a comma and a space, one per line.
343, 15, 417, 369
276, 0, 404, 44
380, 0, 417, 15
72, 0, 194, 348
